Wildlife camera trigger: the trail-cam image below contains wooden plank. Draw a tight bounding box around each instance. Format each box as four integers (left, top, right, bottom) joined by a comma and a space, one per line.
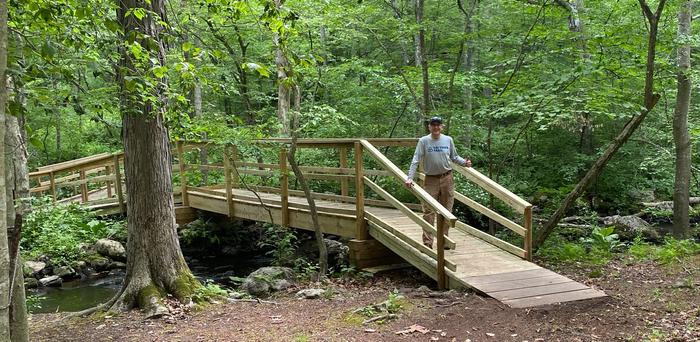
223, 147, 234, 217
454, 192, 526, 236
474, 274, 573, 293
105, 165, 113, 198
49, 172, 56, 202
502, 288, 607, 308
113, 155, 124, 213
364, 177, 456, 249
465, 269, 551, 286
280, 149, 289, 227
368, 223, 437, 280
524, 206, 533, 261
362, 263, 411, 273
360, 139, 457, 223
177, 141, 189, 206
79, 169, 89, 202
58, 174, 116, 188
488, 281, 590, 301
355, 142, 367, 239
452, 164, 531, 212
366, 212, 456, 271
340, 147, 348, 196
455, 221, 526, 259
436, 214, 446, 289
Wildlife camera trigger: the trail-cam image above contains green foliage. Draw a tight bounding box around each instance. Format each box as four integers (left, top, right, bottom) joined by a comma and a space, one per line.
22, 198, 126, 266
192, 280, 230, 304
580, 226, 625, 253
656, 238, 700, 264
258, 224, 299, 266
627, 236, 657, 261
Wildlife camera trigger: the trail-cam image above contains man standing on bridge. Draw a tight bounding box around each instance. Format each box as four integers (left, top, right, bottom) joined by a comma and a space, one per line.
405, 117, 471, 249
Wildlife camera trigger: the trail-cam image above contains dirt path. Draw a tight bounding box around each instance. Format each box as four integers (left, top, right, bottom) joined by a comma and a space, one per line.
30, 257, 700, 342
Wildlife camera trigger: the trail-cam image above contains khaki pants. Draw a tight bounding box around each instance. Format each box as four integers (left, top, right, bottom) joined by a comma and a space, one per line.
421, 172, 454, 247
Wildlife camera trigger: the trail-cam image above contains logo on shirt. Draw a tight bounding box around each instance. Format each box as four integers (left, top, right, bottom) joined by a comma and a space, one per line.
427, 146, 449, 153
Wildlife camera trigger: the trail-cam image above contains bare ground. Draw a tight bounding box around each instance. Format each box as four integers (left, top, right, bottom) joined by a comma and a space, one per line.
30, 256, 700, 342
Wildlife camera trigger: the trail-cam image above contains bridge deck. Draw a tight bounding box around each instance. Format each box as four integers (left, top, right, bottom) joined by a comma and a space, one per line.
187, 188, 606, 308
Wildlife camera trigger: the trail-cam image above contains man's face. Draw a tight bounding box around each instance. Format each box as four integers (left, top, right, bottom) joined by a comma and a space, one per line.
429, 123, 442, 135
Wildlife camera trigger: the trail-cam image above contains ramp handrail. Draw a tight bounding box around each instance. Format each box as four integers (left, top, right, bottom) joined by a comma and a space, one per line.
359, 139, 454, 289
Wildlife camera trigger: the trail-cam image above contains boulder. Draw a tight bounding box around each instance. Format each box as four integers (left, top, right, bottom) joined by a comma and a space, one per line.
39, 275, 62, 287
108, 261, 127, 270
24, 278, 39, 289
299, 238, 349, 267
94, 239, 126, 261
54, 266, 79, 280
296, 288, 325, 299
603, 215, 660, 241
24, 261, 46, 276
85, 254, 111, 271
241, 266, 295, 297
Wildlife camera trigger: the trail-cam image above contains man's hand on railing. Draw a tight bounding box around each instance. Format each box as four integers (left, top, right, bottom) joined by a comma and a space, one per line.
404, 179, 414, 188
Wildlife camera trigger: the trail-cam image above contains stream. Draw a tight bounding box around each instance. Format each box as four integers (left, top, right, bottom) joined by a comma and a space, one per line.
29, 253, 273, 314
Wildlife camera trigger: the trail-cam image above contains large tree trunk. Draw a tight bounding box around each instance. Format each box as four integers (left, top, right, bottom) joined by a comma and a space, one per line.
535, 0, 667, 249
0, 0, 10, 336
5, 112, 28, 342
672, 0, 691, 238
112, 0, 198, 317
272, 0, 328, 277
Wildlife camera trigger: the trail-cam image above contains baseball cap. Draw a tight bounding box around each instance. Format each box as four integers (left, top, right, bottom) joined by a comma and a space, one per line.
429, 116, 443, 125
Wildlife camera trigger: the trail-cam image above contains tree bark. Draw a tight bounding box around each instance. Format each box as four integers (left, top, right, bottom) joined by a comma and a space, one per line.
672, 0, 691, 238
415, 0, 430, 133
0, 0, 10, 337
5, 112, 28, 342
113, 0, 199, 316
272, 0, 328, 277
535, 0, 667, 249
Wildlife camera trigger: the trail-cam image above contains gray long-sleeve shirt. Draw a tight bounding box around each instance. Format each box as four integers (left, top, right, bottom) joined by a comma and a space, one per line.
407, 134, 467, 180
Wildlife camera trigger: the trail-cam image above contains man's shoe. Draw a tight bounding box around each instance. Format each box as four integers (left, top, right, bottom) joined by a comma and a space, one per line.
423, 242, 433, 249
444, 246, 452, 250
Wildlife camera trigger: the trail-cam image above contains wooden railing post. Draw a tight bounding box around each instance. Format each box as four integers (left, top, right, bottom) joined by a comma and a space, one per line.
177, 141, 189, 207
223, 145, 234, 217
339, 147, 348, 197
280, 148, 289, 227
230, 145, 240, 188
354, 142, 367, 239
113, 155, 125, 213
49, 172, 57, 202
436, 214, 447, 290
79, 169, 88, 203
524, 206, 533, 261
105, 165, 113, 198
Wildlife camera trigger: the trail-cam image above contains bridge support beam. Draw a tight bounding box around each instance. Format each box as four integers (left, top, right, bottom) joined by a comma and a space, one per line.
348, 239, 402, 269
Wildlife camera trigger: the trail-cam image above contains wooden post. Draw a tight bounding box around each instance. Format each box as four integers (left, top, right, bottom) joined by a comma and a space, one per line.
354, 142, 367, 239
49, 172, 57, 202
105, 165, 113, 198
177, 141, 189, 206
340, 147, 349, 197
113, 155, 125, 213
436, 214, 446, 290
80, 169, 88, 203
524, 206, 533, 261
223, 145, 234, 217
230, 145, 240, 188
280, 148, 289, 227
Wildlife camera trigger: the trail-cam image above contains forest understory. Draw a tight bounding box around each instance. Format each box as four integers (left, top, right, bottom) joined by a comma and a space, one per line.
29, 254, 700, 342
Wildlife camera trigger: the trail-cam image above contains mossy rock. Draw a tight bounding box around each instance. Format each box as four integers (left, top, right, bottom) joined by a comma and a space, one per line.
241, 266, 295, 297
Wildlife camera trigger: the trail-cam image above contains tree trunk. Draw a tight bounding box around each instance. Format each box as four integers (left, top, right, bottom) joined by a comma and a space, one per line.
112, 0, 199, 317
672, 0, 691, 238
0, 0, 9, 336
535, 0, 667, 249
415, 0, 430, 133
5, 112, 28, 342
272, 0, 328, 277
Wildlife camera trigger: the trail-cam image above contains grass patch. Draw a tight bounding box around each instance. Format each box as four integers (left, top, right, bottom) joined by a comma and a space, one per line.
626, 237, 700, 264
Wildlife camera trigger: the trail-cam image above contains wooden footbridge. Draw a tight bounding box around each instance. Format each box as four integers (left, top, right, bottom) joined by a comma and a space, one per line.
29, 138, 606, 308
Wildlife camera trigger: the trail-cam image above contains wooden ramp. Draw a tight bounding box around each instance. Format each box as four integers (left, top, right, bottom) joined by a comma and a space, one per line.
28, 138, 607, 308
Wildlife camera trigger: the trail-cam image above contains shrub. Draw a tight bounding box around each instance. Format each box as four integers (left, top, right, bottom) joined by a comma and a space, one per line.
22, 198, 125, 266
656, 237, 700, 264
580, 226, 625, 252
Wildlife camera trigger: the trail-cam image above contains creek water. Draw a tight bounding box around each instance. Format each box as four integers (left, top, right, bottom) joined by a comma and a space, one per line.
29, 253, 273, 314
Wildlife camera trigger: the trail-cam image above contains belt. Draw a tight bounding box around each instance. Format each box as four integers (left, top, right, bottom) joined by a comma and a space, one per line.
425, 170, 452, 178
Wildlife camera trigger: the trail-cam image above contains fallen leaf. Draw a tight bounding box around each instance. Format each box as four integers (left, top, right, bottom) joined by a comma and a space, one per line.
486, 332, 495, 337
364, 329, 376, 333
441, 331, 447, 337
